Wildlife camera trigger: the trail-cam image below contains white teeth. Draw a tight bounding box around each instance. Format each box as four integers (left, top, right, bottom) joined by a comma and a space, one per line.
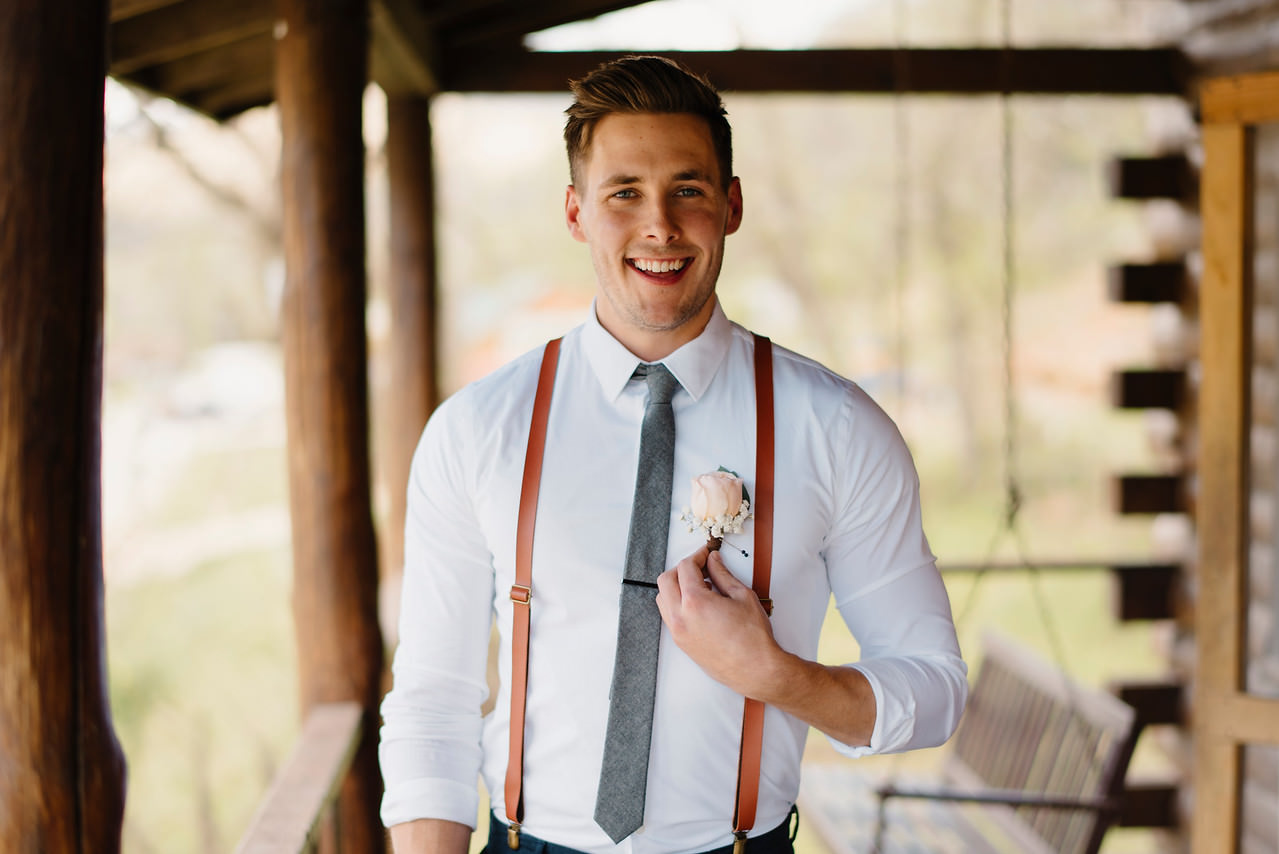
632, 258, 686, 273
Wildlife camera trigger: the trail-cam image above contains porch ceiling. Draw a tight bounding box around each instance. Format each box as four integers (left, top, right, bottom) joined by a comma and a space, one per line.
109, 0, 651, 119
108, 0, 1193, 122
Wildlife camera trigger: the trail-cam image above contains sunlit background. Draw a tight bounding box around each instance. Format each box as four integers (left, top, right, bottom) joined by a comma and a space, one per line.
102, 0, 1194, 850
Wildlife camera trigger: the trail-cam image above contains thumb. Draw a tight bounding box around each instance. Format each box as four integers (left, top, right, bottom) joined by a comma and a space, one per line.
706, 551, 753, 600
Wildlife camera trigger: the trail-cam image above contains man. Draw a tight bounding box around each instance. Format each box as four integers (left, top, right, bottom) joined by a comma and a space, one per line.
380, 55, 967, 854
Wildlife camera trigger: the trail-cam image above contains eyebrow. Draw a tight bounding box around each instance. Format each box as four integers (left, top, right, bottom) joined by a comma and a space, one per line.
600, 169, 716, 188
672, 169, 714, 183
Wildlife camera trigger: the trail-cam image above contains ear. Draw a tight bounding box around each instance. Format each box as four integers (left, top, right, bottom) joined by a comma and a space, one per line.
724, 177, 743, 236
565, 185, 588, 243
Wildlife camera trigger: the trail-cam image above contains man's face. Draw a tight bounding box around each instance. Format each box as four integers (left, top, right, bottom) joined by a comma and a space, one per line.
566, 112, 743, 359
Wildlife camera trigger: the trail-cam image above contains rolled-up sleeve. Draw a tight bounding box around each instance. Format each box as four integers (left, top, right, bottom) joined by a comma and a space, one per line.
379, 393, 496, 828
822, 392, 968, 757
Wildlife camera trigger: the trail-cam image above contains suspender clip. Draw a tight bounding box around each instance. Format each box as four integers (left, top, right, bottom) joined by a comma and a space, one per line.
758, 597, 772, 616
732, 830, 748, 854
510, 584, 532, 605
507, 821, 521, 849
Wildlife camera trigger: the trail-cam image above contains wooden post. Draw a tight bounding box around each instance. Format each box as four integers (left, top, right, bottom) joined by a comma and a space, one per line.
275, 1, 384, 851
0, 1, 127, 851
381, 94, 440, 606
1192, 117, 1252, 854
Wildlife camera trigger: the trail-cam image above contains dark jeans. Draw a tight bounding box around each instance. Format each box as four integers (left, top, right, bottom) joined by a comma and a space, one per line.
483, 807, 798, 854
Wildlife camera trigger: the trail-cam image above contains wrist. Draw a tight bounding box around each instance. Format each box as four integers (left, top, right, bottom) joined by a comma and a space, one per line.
745, 644, 804, 704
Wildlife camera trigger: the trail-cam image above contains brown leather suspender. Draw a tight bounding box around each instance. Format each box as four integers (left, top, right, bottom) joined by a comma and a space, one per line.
733, 334, 774, 852
505, 334, 775, 849
505, 336, 562, 845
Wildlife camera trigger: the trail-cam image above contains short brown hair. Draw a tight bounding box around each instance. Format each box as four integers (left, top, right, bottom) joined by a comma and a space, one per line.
564, 55, 733, 189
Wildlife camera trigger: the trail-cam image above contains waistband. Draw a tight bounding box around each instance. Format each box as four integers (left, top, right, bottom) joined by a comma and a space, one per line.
483, 808, 798, 854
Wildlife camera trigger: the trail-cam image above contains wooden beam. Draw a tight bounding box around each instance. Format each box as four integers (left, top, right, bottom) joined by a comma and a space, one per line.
109, 0, 182, 22
1107, 679, 1184, 727
1110, 369, 1186, 410
0, 0, 127, 850
1200, 69, 1279, 125
1109, 563, 1178, 621
1119, 779, 1180, 828
109, 0, 275, 76
371, 0, 439, 96
1192, 106, 1253, 854
1107, 261, 1186, 303
380, 94, 441, 611
275, 0, 383, 851
1198, 694, 1279, 745
439, 48, 1191, 95
1107, 154, 1197, 200
129, 31, 273, 101
197, 76, 276, 121
1112, 474, 1186, 514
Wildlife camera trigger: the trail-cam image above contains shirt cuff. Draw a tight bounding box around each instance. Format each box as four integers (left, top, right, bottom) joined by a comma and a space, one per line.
823, 663, 915, 759
380, 777, 480, 830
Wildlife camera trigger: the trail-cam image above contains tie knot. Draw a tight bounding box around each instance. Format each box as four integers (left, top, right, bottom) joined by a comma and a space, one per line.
636, 362, 679, 405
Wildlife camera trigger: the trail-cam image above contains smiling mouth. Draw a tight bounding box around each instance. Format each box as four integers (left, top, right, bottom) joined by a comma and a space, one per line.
628, 257, 690, 276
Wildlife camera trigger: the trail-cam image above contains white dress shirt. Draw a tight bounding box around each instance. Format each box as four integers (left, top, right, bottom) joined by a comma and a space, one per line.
379, 301, 967, 854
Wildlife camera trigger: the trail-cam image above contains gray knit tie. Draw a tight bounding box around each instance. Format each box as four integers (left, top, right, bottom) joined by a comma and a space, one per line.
594, 363, 679, 843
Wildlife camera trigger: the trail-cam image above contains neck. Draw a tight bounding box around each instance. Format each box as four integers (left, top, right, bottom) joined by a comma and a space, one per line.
595, 302, 715, 363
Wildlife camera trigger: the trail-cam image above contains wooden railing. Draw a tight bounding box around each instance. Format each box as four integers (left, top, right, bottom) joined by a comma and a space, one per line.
235, 702, 365, 854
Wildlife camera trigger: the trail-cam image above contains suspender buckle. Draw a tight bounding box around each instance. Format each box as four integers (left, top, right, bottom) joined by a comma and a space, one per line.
507, 821, 521, 849
758, 597, 773, 616
732, 830, 748, 854
510, 584, 532, 605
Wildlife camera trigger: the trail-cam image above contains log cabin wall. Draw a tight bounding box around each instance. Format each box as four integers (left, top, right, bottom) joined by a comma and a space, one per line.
1170, 2, 1279, 850
1243, 125, 1273, 854
1243, 122, 1279, 854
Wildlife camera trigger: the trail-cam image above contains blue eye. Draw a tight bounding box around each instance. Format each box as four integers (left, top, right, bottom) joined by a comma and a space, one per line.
675, 187, 703, 197
613, 189, 638, 199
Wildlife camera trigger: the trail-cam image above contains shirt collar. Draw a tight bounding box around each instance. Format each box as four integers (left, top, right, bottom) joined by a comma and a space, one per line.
582, 299, 732, 403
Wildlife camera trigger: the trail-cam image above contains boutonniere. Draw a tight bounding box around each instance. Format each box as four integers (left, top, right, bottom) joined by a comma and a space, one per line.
679, 467, 752, 554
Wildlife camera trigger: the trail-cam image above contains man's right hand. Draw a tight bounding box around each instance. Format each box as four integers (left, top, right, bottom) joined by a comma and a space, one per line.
389, 818, 473, 854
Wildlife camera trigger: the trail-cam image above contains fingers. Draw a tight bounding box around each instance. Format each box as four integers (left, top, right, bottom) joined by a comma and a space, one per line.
674, 548, 710, 589
704, 550, 754, 602
655, 561, 682, 613
658, 545, 710, 613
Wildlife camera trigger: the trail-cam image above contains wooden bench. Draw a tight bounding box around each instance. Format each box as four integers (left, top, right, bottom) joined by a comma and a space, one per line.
799, 635, 1139, 854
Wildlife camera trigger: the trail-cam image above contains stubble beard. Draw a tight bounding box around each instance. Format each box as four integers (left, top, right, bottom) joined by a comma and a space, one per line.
622, 285, 714, 333
606, 246, 724, 335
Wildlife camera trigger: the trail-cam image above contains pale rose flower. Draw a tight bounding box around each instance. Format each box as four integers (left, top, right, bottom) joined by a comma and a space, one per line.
690, 471, 743, 522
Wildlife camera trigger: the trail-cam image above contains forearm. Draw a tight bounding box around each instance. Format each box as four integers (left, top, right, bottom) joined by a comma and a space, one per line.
748, 648, 876, 747
657, 549, 880, 746
389, 818, 472, 854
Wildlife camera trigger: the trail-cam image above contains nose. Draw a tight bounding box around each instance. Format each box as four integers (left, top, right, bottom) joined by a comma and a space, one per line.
643, 197, 679, 244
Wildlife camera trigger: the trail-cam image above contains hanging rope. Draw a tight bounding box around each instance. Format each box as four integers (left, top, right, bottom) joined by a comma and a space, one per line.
891, 0, 911, 419
950, 0, 1075, 683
